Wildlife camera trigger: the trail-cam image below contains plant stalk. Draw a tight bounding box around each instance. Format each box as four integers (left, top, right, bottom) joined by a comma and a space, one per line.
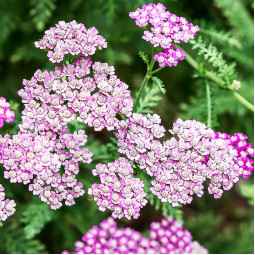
133, 58, 155, 111
182, 48, 254, 112
205, 80, 212, 128
151, 66, 165, 75
232, 91, 254, 112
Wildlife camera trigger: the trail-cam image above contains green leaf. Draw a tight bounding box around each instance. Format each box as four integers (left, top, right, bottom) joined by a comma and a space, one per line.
67, 119, 87, 133
0, 225, 45, 253
214, 0, 253, 46
30, 0, 56, 31
136, 81, 162, 114
200, 28, 242, 49
138, 50, 150, 66
191, 37, 237, 88
22, 202, 53, 239
151, 76, 166, 94
239, 183, 254, 206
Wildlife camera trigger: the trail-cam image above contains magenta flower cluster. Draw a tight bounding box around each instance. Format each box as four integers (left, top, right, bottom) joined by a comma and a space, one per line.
0, 184, 16, 221
63, 216, 208, 254
116, 113, 166, 169
35, 20, 107, 63
0, 98, 16, 222
0, 130, 91, 210
129, 3, 199, 67
0, 97, 15, 128
213, 132, 254, 179
18, 56, 133, 132
88, 157, 147, 220
116, 117, 254, 207
0, 20, 135, 214
0, 17, 253, 222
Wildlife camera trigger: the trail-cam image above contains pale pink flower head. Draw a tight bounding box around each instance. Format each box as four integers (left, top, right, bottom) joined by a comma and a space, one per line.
0, 97, 15, 127
0, 184, 16, 221
130, 3, 199, 68
89, 157, 147, 220
35, 20, 107, 63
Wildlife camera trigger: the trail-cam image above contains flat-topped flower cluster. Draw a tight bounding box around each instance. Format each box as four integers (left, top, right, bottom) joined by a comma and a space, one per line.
0, 14, 253, 222
88, 157, 147, 220
63, 216, 208, 254
0, 20, 133, 214
0, 130, 91, 210
0, 98, 16, 221
35, 20, 107, 63
129, 3, 200, 67
115, 116, 254, 207
18, 56, 133, 132
0, 183, 16, 221
0, 97, 15, 128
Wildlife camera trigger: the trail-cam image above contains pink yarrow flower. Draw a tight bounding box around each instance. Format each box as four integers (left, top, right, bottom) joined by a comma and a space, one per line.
0, 97, 15, 127
35, 20, 107, 63
129, 3, 199, 68
62, 216, 208, 254
115, 116, 253, 207
0, 184, 16, 221
88, 157, 147, 220
19, 56, 133, 133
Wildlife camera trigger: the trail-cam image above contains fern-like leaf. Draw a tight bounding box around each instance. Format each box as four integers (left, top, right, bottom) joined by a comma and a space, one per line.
214, 0, 253, 46
151, 76, 166, 94
138, 50, 150, 66
30, 0, 56, 31
239, 182, 254, 206
0, 225, 45, 253
191, 37, 237, 88
22, 201, 53, 239
200, 28, 242, 49
136, 81, 162, 114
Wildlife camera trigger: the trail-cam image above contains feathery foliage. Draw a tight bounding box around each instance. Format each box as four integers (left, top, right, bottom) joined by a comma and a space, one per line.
191, 37, 237, 88
151, 76, 166, 94
214, 0, 253, 46
0, 224, 46, 253
138, 50, 150, 66
239, 182, 254, 206
22, 200, 54, 239
30, 0, 56, 31
136, 79, 163, 114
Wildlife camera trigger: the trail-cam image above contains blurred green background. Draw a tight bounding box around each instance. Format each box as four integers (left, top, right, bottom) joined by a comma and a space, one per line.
0, 0, 253, 254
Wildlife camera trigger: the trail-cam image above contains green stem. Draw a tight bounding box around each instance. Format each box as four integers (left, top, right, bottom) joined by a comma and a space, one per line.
182, 48, 254, 112
133, 57, 155, 111
92, 155, 113, 162
151, 66, 165, 75
232, 91, 254, 112
205, 80, 212, 128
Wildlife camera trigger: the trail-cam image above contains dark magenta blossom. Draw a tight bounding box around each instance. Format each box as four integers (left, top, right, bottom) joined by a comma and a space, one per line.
62, 216, 208, 254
